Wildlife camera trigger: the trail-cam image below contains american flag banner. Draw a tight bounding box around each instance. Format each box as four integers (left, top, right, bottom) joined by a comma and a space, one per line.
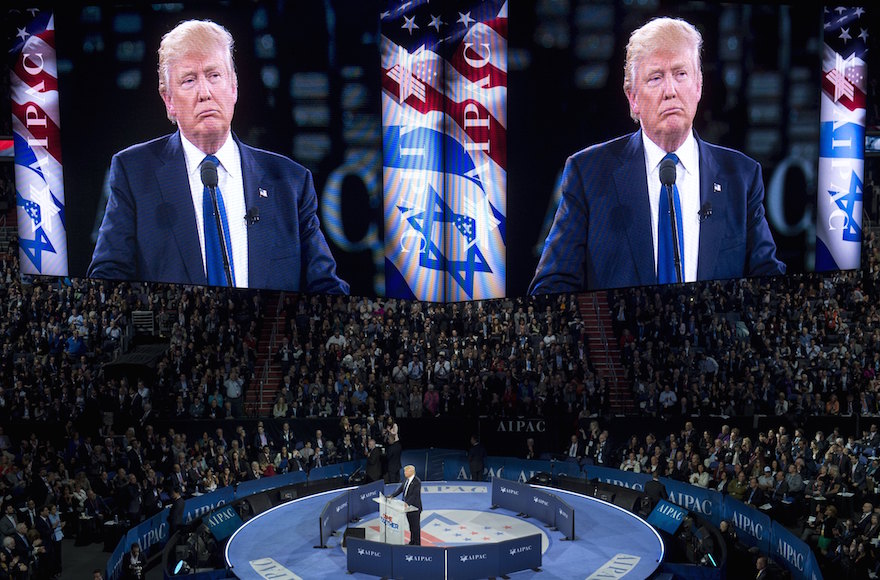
816, 6, 867, 272
8, 9, 67, 276
381, 0, 507, 301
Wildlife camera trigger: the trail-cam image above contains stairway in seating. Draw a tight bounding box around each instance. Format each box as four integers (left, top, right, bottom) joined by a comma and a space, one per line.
577, 293, 634, 414
246, 291, 285, 417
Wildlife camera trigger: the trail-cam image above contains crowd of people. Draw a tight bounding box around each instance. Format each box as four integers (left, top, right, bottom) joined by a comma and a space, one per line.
613, 231, 880, 422
265, 291, 593, 422
565, 416, 880, 578
0, 221, 879, 579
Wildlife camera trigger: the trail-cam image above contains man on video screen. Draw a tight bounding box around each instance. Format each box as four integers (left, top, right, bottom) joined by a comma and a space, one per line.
88, 19, 348, 294
530, 17, 785, 294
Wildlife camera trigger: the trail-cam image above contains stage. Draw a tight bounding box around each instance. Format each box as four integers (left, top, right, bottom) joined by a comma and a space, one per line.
224, 481, 664, 579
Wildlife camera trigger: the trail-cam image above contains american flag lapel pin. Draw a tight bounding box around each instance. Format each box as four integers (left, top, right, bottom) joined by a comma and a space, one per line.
259, 187, 268, 198
713, 183, 721, 192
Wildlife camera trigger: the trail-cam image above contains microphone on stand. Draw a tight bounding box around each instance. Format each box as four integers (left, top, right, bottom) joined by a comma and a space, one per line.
199, 159, 234, 287
659, 157, 683, 284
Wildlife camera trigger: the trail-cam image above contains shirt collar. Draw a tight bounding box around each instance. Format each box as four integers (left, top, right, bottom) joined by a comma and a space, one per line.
180, 132, 239, 181
642, 130, 699, 177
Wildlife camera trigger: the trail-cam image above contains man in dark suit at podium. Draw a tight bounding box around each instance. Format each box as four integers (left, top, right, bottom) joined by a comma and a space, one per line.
389, 465, 422, 545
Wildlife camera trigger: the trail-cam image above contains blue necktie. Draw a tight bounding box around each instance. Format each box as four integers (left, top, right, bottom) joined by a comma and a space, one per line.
202, 155, 235, 286
657, 152, 684, 284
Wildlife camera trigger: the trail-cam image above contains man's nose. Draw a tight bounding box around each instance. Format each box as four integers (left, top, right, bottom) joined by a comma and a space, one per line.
662, 75, 677, 98
196, 76, 212, 99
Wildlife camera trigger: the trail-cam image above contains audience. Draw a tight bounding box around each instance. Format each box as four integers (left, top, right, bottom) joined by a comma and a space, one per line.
0, 227, 878, 579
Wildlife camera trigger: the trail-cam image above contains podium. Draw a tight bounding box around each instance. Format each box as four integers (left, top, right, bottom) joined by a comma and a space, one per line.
373, 494, 417, 545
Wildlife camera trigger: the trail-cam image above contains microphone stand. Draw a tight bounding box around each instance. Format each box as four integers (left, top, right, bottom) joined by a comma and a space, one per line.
664, 183, 684, 284
205, 184, 234, 287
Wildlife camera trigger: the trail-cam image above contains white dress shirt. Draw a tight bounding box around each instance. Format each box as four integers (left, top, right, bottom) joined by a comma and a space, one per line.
181, 133, 249, 287
642, 130, 701, 283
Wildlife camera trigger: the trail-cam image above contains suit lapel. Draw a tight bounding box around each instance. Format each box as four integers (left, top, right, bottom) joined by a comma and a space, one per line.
158, 132, 206, 284
612, 132, 655, 285
696, 135, 725, 281
238, 139, 271, 288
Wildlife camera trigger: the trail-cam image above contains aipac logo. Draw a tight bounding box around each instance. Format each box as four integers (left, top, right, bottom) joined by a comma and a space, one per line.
557, 508, 569, 518
336, 502, 348, 513
360, 492, 375, 501
405, 555, 433, 563
357, 548, 382, 558
510, 545, 533, 556
460, 553, 488, 562
500, 486, 518, 495
533, 496, 549, 506
381, 514, 399, 529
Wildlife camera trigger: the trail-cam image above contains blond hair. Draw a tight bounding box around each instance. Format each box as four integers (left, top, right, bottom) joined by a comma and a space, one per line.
157, 20, 236, 120
623, 17, 703, 122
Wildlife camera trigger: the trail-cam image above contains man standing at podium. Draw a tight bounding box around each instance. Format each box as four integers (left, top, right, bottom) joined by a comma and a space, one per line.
389, 465, 422, 545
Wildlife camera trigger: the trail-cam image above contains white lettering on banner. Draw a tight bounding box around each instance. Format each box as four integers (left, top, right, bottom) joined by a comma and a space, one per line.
205, 508, 236, 527
776, 539, 806, 572
405, 555, 433, 563
533, 497, 549, 507
135, 523, 167, 552
597, 478, 645, 492
459, 39, 490, 153
22, 53, 45, 75
557, 508, 569, 519
499, 486, 519, 496
184, 499, 227, 524
509, 545, 533, 555
656, 503, 684, 521
357, 548, 383, 558
422, 485, 485, 494
496, 420, 547, 433
586, 554, 641, 579
486, 467, 505, 480
459, 553, 488, 562
463, 42, 491, 68
517, 470, 536, 483
249, 558, 303, 580
336, 502, 348, 513
731, 511, 765, 540
668, 492, 712, 515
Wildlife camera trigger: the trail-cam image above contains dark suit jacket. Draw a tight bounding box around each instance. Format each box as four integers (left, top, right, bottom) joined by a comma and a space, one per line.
366, 448, 383, 482
530, 131, 785, 293
167, 497, 185, 534
744, 486, 766, 507
89, 131, 349, 294
644, 478, 668, 506
12, 532, 31, 560
390, 476, 422, 511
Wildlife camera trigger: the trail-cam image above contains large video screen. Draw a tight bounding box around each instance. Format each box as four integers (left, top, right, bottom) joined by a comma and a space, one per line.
6, 1, 871, 299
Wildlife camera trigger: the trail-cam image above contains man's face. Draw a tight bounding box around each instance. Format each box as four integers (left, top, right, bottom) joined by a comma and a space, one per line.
627, 47, 702, 151
162, 46, 237, 152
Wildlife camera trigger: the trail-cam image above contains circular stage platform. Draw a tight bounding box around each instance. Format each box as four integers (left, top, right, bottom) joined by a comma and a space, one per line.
225, 481, 664, 579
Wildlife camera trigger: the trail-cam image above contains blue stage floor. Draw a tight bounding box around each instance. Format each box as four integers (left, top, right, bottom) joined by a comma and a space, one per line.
225, 482, 663, 579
